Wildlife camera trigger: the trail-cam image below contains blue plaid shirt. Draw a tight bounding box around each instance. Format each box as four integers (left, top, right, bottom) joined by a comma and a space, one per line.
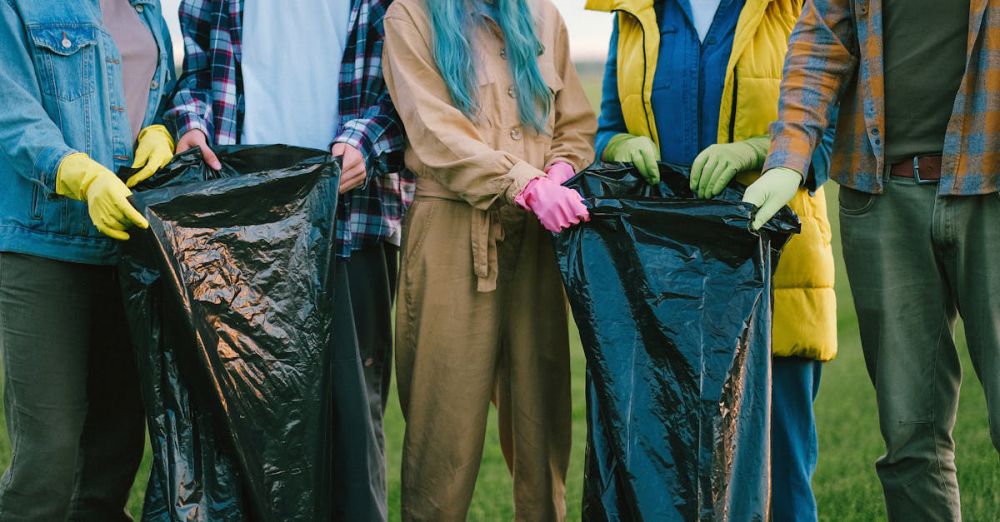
165, 0, 413, 257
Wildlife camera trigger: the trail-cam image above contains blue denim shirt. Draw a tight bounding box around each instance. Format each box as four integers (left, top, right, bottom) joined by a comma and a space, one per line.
0, 0, 174, 265
596, 0, 833, 189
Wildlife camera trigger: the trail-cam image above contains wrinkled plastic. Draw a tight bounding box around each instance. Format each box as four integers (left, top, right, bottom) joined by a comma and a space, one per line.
119, 145, 341, 521
554, 162, 800, 521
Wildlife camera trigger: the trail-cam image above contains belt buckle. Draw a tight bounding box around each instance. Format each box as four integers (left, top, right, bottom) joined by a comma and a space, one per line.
912, 156, 936, 185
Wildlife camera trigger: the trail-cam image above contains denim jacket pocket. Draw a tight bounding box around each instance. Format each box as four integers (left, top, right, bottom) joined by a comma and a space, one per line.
28, 24, 98, 101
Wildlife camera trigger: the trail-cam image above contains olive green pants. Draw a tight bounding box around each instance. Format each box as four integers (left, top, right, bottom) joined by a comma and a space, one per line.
0, 253, 144, 522
395, 199, 572, 522
839, 177, 1000, 521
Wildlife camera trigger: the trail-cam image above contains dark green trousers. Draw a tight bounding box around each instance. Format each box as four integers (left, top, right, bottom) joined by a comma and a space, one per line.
839, 177, 1000, 521
0, 253, 144, 521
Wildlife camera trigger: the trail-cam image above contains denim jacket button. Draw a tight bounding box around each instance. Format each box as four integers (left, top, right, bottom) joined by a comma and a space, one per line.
151, 80, 159, 90
61, 37, 71, 49
135, 5, 144, 13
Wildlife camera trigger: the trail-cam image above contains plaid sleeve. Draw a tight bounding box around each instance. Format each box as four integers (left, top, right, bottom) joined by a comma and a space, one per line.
764, 0, 859, 176
332, 0, 405, 182
163, 0, 217, 141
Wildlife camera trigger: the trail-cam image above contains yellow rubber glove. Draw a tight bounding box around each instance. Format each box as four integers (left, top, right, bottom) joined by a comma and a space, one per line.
742, 167, 803, 230
128, 124, 175, 187
602, 133, 661, 184
690, 136, 770, 199
56, 153, 149, 241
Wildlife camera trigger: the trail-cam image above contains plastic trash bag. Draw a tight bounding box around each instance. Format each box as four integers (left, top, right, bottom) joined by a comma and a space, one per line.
554, 162, 800, 521
118, 145, 341, 521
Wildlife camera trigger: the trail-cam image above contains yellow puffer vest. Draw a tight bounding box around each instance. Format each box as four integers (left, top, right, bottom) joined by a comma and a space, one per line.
587, 0, 837, 361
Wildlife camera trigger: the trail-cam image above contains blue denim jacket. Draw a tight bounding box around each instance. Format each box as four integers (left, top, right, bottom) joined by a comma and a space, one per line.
0, 0, 174, 265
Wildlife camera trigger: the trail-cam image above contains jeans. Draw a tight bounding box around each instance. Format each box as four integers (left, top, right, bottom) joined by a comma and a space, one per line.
771, 356, 823, 522
840, 176, 1000, 520
0, 253, 144, 521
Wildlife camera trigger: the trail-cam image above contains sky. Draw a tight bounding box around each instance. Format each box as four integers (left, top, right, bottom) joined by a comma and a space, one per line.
159, 0, 614, 61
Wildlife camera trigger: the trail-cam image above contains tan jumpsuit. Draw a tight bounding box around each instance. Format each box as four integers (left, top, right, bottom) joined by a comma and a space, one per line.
382, 0, 597, 519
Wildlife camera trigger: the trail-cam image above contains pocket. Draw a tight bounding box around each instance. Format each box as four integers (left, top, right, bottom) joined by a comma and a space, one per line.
27, 24, 98, 101
402, 200, 436, 260
838, 185, 877, 216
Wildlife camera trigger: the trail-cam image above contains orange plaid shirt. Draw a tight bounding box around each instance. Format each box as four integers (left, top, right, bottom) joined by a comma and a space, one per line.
765, 0, 1000, 195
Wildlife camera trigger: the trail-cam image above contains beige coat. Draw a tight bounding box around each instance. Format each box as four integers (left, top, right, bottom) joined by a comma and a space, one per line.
383, 0, 596, 291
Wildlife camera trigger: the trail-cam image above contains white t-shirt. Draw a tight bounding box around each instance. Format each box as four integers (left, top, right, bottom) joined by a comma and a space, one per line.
240, 0, 351, 149
690, 0, 723, 42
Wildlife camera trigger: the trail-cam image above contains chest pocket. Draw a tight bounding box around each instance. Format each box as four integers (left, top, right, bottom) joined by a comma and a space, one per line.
28, 24, 98, 101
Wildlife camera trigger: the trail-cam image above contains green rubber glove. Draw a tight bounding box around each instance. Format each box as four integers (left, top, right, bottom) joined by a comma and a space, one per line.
603, 133, 661, 184
742, 167, 803, 230
128, 124, 175, 188
690, 136, 769, 199
56, 153, 149, 241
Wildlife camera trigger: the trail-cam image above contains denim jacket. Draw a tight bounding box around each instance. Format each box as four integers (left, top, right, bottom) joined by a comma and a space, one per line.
0, 0, 174, 265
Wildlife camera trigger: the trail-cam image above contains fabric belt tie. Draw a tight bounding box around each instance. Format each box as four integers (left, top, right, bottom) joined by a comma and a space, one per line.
472, 208, 504, 293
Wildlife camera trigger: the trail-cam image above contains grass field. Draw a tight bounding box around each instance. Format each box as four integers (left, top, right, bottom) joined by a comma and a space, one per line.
0, 66, 997, 521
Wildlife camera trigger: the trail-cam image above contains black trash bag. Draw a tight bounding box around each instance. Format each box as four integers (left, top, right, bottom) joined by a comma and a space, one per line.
554, 162, 800, 521
119, 145, 341, 521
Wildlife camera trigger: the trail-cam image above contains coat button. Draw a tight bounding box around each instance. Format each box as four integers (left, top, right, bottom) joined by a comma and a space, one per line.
151, 80, 159, 90
135, 4, 144, 13
510, 128, 522, 141
507, 86, 515, 98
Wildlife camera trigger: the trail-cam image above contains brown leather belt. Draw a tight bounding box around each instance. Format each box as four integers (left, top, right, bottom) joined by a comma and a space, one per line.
890, 155, 942, 183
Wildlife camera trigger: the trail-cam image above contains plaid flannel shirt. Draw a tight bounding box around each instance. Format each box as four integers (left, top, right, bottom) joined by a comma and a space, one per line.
764, 0, 1000, 196
164, 0, 413, 257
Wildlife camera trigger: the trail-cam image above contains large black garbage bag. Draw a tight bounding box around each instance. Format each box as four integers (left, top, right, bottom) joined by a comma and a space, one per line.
555, 163, 800, 521
119, 145, 341, 521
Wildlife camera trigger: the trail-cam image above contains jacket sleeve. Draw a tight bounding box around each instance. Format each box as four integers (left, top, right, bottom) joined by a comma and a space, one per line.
332, 0, 405, 182
764, 0, 858, 176
594, 21, 628, 159
543, 15, 597, 172
163, 0, 217, 141
382, 11, 543, 210
0, 1, 75, 194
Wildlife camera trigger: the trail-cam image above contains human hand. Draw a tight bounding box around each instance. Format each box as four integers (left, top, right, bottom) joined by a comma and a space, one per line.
176, 129, 222, 170
331, 142, 366, 194
742, 167, 802, 230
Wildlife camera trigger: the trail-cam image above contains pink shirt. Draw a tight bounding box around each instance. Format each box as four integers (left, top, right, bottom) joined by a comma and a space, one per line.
100, 0, 158, 142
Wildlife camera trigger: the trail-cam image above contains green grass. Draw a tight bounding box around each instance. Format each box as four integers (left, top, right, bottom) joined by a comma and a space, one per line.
0, 68, 996, 521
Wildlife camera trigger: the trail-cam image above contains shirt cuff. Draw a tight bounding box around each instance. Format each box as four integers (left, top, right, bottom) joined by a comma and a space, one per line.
503, 161, 545, 206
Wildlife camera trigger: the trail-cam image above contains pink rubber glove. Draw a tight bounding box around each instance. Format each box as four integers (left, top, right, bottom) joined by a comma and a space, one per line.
545, 161, 576, 185
515, 176, 590, 233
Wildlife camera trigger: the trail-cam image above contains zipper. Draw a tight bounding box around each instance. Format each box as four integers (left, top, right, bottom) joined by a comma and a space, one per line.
727, 71, 738, 143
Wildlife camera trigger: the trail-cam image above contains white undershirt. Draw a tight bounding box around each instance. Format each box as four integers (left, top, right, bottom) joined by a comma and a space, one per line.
240, 0, 351, 150
690, 0, 722, 42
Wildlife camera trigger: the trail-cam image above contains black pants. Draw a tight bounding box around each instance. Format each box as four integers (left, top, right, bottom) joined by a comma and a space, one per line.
0, 253, 144, 522
331, 243, 397, 522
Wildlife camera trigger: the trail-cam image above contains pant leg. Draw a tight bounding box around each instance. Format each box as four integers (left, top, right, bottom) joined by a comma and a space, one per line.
396, 199, 504, 522
939, 191, 1000, 451
770, 357, 822, 522
839, 178, 962, 521
329, 242, 396, 522
330, 258, 387, 522
0, 254, 94, 521
494, 209, 572, 522
68, 268, 145, 522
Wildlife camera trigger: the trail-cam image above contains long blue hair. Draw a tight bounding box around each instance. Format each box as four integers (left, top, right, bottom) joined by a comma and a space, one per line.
428, 0, 552, 133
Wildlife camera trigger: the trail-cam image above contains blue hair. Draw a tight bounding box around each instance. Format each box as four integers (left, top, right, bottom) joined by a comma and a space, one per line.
428, 0, 552, 133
